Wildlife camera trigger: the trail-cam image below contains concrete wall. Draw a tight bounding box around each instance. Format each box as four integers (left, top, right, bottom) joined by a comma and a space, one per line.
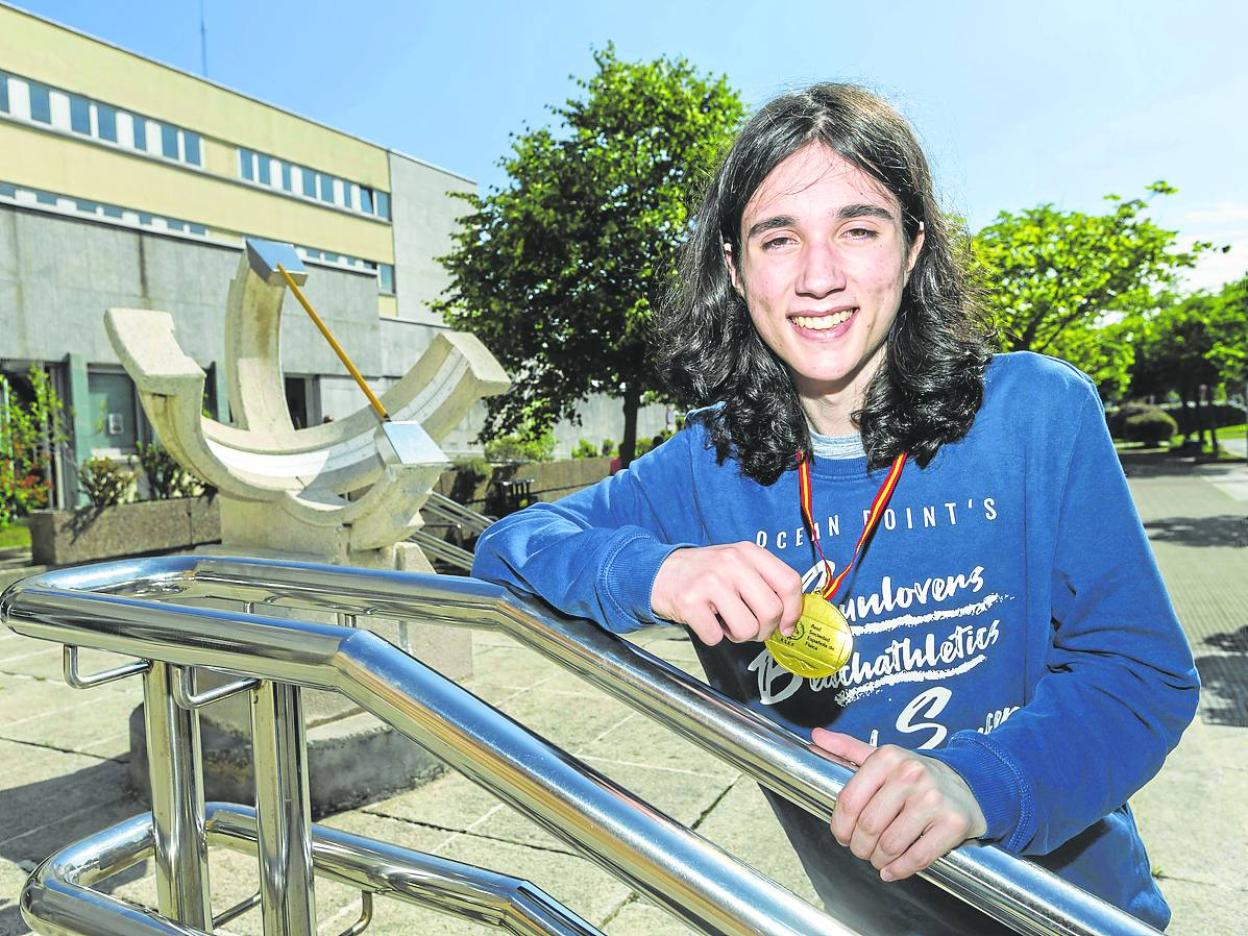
388, 151, 475, 325
0, 205, 387, 375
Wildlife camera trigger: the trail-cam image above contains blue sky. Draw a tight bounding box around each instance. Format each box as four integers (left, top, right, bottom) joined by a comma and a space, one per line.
13, 0, 1248, 289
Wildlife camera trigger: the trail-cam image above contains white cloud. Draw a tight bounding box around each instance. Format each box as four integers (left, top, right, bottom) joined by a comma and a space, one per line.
1184, 202, 1248, 226
1182, 235, 1248, 292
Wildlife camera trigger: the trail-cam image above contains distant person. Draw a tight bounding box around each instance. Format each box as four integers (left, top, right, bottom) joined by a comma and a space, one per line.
473, 84, 1197, 933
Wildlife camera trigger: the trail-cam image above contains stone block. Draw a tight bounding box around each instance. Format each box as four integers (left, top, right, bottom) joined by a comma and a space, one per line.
28, 497, 220, 566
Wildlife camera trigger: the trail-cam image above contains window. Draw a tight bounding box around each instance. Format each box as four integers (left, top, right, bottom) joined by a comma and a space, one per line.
257, 154, 270, 186
132, 116, 149, 152
49, 90, 71, 130
281, 162, 292, 192
35, 191, 56, 206
28, 80, 51, 124
359, 186, 373, 214
116, 111, 134, 148
375, 191, 391, 220
318, 173, 334, 203
96, 103, 117, 142
240, 148, 254, 181
69, 94, 91, 134
378, 263, 395, 295
183, 131, 201, 165
301, 167, 316, 197
161, 123, 179, 159
0, 71, 8, 113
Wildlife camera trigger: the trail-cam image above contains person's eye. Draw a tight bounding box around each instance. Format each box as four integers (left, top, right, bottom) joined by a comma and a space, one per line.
844, 226, 879, 240
761, 235, 796, 251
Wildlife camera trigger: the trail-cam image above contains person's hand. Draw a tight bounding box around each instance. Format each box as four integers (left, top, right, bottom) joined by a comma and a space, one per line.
811, 728, 987, 882
651, 543, 803, 646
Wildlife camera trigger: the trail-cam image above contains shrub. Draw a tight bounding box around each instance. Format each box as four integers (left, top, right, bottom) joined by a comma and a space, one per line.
0, 366, 68, 529
1107, 402, 1161, 440
600, 438, 617, 457
483, 429, 555, 464
136, 442, 201, 499
635, 429, 674, 458
1124, 409, 1179, 447
450, 456, 492, 505
78, 456, 133, 508
571, 439, 600, 459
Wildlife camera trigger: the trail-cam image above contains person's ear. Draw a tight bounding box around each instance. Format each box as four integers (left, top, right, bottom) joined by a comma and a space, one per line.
905, 221, 925, 280
723, 242, 743, 296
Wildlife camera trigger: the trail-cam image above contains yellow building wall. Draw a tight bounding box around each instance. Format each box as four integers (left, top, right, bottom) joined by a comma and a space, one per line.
0, 121, 394, 263
0, 5, 390, 189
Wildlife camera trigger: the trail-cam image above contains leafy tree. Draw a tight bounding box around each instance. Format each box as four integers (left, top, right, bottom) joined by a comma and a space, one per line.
435, 46, 744, 466
1131, 276, 1248, 449
974, 184, 1209, 395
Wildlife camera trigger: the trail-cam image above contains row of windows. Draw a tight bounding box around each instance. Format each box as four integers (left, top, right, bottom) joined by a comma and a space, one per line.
0, 180, 396, 295
239, 148, 391, 221
0, 69, 203, 167
0, 181, 207, 235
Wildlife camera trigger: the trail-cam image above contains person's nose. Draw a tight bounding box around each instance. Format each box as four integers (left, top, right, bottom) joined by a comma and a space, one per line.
797, 240, 847, 298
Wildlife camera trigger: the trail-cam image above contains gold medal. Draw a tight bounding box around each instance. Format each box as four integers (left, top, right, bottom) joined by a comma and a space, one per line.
765, 593, 854, 678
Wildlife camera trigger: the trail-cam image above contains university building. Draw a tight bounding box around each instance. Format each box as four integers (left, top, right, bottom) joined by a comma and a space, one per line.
0, 4, 665, 507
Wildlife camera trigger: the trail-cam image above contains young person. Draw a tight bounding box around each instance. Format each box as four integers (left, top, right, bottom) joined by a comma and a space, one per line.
472, 83, 1198, 934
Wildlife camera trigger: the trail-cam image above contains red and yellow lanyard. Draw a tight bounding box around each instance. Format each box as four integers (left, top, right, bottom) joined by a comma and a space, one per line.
797, 449, 907, 600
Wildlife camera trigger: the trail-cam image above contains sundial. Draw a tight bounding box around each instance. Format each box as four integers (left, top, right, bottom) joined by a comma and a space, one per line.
105, 238, 510, 570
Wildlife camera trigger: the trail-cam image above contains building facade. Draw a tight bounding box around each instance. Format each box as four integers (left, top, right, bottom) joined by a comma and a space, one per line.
1, 4, 662, 509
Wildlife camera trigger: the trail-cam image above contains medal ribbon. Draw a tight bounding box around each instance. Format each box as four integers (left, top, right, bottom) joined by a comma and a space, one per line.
798, 449, 907, 600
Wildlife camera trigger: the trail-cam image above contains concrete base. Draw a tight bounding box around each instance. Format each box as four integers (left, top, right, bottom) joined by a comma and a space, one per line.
127, 703, 445, 818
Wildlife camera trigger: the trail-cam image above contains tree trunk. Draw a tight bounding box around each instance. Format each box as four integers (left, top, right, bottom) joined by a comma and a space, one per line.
1179, 387, 1196, 443
619, 384, 641, 469
1195, 387, 1210, 451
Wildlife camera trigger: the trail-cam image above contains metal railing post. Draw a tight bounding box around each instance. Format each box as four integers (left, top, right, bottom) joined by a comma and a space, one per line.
141, 660, 212, 928
250, 680, 317, 934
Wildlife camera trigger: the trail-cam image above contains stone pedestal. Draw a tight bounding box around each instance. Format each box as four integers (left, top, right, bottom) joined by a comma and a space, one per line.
128, 704, 446, 819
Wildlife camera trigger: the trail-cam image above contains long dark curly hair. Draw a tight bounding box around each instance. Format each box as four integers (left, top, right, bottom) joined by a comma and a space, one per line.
658, 83, 992, 485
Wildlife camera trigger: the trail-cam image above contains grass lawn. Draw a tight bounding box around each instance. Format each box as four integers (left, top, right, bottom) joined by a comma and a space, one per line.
0, 520, 32, 550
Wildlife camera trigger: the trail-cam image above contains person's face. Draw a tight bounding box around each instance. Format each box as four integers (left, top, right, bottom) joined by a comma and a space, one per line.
726, 143, 923, 404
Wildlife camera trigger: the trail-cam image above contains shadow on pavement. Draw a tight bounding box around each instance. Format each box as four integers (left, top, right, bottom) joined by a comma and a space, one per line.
1118, 450, 1247, 479
1195, 626, 1248, 728
1143, 514, 1248, 548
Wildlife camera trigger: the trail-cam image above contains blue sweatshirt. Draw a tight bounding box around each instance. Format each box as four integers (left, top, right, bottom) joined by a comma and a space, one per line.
473, 352, 1199, 932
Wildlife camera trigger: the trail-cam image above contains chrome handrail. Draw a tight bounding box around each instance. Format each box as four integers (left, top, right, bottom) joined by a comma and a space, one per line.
3, 557, 851, 936
1, 555, 1161, 936
423, 490, 494, 533
21, 805, 603, 936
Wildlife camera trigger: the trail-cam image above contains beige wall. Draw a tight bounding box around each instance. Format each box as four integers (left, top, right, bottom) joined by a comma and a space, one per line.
0, 5, 390, 187
0, 121, 394, 262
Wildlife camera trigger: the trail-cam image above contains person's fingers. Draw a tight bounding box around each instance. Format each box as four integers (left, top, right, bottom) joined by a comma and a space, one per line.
750, 549, 804, 636
810, 728, 876, 767
879, 815, 961, 882
825, 744, 896, 847
848, 778, 910, 864
867, 779, 940, 870
709, 588, 762, 643
683, 603, 725, 646
732, 571, 785, 641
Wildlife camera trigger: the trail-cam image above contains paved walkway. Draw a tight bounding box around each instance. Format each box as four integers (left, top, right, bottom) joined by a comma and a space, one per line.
1, 450, 1245, 934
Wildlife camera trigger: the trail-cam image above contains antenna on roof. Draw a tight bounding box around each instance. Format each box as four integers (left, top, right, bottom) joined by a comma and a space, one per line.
199, 0, 209, 78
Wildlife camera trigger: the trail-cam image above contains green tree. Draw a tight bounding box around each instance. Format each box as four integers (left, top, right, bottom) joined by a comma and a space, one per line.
1132, 276, 1248, 449
974, 184, 1208, 395
435, 46, 744, 466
